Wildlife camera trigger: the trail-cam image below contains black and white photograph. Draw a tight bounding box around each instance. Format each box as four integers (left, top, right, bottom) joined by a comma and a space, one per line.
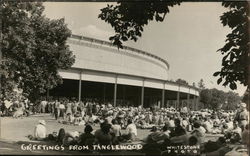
0, 1, 249, 156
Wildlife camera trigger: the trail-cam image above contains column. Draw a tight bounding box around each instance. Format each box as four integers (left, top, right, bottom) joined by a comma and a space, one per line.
161, 84, 165, 108
197, 95, 200, 110
187, 88, 190, 110
78, 71, 82, 102
122, 85, 125, 105
113, 75, 118, 107
194, 97, 197, 111
192, 97, 194, 110
177, 85, 180, 110
141, 79, 145, 107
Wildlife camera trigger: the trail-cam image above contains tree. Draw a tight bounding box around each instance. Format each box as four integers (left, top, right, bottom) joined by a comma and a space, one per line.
200, 89, 212, 109
99, 1, 181, 49
175, 78, 189, 86
200, 88, 240, 110
1, 2, 75, 101
224, 91, 241, 110
197, 79, 206, 89
213, 2, 249, 90
99, 1, 249, 89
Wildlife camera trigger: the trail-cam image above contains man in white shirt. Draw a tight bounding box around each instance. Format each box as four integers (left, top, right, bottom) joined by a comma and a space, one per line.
40, 100, 48, 113
34, 120, 47, 140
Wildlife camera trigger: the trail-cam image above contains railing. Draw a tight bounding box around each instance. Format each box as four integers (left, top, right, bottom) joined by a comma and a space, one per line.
70, 34, 170, 69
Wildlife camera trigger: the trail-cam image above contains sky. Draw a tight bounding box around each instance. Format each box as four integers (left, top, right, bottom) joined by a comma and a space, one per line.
43, 2, 247, 96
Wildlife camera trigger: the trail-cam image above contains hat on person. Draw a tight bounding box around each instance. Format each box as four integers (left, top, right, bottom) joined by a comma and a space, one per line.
241, 102, 247, 108
39, 120, 46, 126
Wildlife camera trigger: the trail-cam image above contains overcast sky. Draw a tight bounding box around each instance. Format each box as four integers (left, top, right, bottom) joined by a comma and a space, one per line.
43, 2, 247, 96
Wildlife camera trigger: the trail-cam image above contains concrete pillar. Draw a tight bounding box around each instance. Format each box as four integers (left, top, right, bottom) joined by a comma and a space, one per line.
122, 85, 125, 105
161, 86, 165, 108
194, 98, 196, 111
113, 75, 118, 107
141, 79, 145, 107
78, 71, 82, 102
194, 97, 197, 111
192, 98, 195, 110
177, 85, 180, 110
197, 96, 200, 110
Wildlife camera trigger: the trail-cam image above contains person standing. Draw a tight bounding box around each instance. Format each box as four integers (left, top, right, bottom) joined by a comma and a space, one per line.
55, 100, 60, 120
51, 100, 55, 116
238, 103, 249, 131
66, 102, 72, 116
72, 101, 78, 115
40, 100, 48, 113
59, 101, 66, 119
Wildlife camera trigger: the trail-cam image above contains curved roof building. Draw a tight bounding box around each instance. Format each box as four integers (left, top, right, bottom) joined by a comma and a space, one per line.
50, 34, 199, 109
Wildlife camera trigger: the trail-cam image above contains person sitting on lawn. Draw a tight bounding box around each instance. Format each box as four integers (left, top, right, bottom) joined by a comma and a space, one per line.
170, 118, 186, 137
124, 118, 137, 141
57, 128, 66, 145
34, 120, 47, 140
95, 122, 113, 145
144, 126, 169, 144
191, 121, 206, 144
79, 124, 95, 146
111, 119, 121, 137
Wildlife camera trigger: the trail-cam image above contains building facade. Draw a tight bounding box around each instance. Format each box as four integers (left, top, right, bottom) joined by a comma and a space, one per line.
49, 34, 200, 109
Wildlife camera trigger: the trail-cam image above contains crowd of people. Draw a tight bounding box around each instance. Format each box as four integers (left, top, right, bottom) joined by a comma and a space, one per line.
0, 92, 31, 118
27, 97, 249, 156
1, 94, 249, 155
